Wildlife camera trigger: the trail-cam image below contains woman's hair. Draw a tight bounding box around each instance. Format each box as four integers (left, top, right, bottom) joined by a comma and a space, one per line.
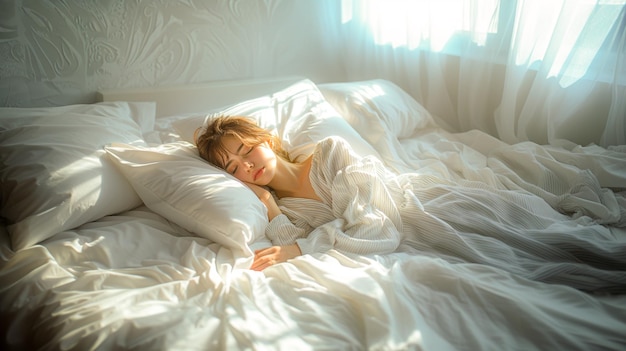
195, 115, 291, 169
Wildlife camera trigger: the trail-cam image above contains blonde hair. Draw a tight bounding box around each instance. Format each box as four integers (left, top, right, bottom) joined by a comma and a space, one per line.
195, 116, 291, 169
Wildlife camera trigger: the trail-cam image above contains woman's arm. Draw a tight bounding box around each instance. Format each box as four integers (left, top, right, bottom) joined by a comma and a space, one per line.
245, 183, 303, 271
297, 181, 403, 256
250, 244, 301, 271
245, 182, 282, 221
253, 192, 402, 271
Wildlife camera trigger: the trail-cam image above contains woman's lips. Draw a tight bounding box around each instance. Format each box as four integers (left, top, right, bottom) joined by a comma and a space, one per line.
253, 167, 264, 181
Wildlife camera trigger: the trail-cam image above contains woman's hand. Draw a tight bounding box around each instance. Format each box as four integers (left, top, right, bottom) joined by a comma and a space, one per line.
245, 182, 281, 221
251, 244, 302, 271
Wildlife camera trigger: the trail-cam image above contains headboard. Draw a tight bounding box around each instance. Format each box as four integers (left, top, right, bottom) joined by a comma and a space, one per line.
97, 76, 305, 118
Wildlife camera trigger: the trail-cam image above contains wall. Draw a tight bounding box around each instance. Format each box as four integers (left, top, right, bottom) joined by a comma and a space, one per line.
0, 0, 344, 107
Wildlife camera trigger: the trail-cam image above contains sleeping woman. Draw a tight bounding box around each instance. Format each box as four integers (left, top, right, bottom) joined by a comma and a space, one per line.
195, 116, 626, 293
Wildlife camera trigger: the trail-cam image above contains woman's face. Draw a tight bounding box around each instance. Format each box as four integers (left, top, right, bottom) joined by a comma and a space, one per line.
219, 135, 277, 185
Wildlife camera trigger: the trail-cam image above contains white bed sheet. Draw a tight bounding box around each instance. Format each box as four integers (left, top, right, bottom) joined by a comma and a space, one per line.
1, 77, 626, 351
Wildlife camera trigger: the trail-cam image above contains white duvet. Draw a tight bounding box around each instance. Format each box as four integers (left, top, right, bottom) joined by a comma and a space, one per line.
1, 79, 626, 351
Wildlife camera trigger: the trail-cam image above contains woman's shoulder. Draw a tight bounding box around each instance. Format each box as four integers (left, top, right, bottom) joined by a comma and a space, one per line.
307, 137, 356, 190
315, 136, 352, 153
312, 136, 360, 169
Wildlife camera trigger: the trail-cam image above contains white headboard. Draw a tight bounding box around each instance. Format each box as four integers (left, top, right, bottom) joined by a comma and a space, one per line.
97, 76, 305, 118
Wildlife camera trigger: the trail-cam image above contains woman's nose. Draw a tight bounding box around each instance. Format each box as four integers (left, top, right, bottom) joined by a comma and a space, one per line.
244, 161, 254, 170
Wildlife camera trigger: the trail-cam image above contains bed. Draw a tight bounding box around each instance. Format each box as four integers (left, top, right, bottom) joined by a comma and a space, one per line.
1, 76, 625, 350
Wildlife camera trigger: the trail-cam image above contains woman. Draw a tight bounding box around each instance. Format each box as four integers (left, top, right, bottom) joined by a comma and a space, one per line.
196, 116, 626, 292
195, 115, 406, 271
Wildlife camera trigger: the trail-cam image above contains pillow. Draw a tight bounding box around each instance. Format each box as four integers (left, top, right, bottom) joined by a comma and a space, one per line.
172, 79, 382, 161
0, 102, 151, 250
318, 79, 436, 139
105, 141, 267, 255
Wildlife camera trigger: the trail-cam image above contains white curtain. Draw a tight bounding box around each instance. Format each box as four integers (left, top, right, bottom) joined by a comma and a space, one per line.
336, 0, 626, 147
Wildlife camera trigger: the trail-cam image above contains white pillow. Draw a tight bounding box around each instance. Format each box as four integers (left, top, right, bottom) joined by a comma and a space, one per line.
318, 79, 436, 139
0, 102, 151, 250
105, 141, 267, 255
172, 79, 381, 161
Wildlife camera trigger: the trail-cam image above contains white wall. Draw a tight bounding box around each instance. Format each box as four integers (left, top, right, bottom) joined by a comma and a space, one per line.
0, 0, 345, 107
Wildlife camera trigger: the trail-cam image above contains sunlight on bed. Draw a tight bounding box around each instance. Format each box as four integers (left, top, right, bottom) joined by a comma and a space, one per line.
358, 83, 385, 101
62, 235, 106, 254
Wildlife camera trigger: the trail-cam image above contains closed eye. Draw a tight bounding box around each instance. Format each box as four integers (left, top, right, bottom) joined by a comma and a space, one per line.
227, 144, 253, 175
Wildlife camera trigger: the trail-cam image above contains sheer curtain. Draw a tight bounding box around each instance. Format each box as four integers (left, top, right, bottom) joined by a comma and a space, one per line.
336, 0, 626, 147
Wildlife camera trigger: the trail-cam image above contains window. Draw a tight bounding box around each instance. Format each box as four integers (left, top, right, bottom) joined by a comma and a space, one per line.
341, 0, 506, 54
341, 0, 626, 86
